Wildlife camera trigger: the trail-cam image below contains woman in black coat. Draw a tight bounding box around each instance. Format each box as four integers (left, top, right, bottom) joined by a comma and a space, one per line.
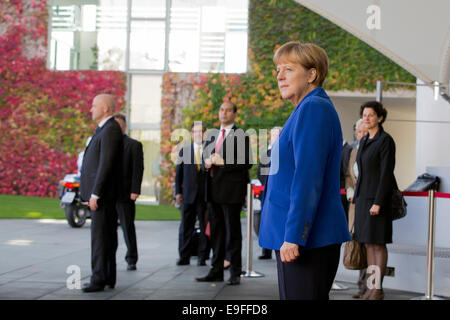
354, 101, 396, 300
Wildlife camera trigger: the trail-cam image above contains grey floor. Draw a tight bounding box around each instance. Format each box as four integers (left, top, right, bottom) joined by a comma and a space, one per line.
0, 219, 424, 300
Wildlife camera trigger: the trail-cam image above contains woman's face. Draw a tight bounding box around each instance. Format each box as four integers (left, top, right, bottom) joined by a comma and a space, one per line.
276, 58, 316, 105
355, 123, 368, 141
362, 107, 382, 130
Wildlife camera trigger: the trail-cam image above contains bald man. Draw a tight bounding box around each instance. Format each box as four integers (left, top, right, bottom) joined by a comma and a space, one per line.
80, 94, 123, 292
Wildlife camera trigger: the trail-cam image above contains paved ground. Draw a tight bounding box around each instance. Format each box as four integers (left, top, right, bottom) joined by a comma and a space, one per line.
0, 219, 432, 300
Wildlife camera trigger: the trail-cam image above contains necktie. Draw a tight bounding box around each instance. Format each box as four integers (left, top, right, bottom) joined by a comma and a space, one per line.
210, 129, 226, 177
215, 129, 226, 152
195, 146, 201, 171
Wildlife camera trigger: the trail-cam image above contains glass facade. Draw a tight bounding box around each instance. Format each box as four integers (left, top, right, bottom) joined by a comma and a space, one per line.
49, 0, 248, 73
48, 0, 248, 202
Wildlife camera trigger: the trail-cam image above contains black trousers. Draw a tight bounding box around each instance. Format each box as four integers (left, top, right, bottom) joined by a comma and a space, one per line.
116, 200, 138, 265
178, 196, 209, 261
209, 202, 242, 277
254, 212, 272, 258
90, 199, 118, 286
275, 244, 341, 300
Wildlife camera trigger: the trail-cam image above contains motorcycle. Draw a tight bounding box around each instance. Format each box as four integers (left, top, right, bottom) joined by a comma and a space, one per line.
58, 174, 90, 228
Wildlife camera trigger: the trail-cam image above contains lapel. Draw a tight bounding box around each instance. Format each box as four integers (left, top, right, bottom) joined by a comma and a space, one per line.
85, 126, 101, 151
356, 135, 367, 170
364, 126, 383, 148
85, 118, 114, 151
190, 143, 195, 166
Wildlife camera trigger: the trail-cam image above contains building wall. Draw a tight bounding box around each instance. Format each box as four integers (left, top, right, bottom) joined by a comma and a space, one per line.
416, 79, 450, 176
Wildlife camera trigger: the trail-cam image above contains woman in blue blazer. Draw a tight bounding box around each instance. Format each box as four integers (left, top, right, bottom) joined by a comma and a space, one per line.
259, 42, 351, 300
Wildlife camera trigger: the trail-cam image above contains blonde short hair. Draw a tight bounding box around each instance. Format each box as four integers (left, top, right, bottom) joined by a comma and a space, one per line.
273, 41, 329, 87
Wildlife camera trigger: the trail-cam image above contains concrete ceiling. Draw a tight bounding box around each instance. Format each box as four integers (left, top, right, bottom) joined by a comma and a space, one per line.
294, 0, 450, 86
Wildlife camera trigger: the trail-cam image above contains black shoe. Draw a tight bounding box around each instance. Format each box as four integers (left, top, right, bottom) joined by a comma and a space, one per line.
197, 260, 206, 266
177, 259, 190, 266
82, 283, 104, 293
196, 272, 223, 282
127, 264, 137, 271
258, 255, 272, 260
226, 276, 241, 285
106, 283, 115, 289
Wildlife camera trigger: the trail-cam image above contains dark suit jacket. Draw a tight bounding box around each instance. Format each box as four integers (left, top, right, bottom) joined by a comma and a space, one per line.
175, 143, 206, 205
204, 125, 252, 204
354, 126, 396, 207
257, 148, 271, 186
80, 117, 123, 202
118, 135, 144, 201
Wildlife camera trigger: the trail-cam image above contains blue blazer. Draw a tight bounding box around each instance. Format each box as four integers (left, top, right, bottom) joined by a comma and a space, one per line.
259, 88, 351, 250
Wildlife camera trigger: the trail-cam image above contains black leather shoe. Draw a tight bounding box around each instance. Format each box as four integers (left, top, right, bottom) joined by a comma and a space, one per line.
127, 264, 137, 271
226, 276, 241, 285
105, 280, 115, 289
197, 260, 206, 266
176, 259, 190, 266
82, 283, 104, 293
196, 273, 223, 282
258, 255, 272, 260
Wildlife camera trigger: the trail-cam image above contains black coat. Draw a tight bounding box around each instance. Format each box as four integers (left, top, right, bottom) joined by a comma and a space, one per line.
257, 148, 271, 186
80, 117, 123, 202
354, 126, 395, 244
118, 135, 144, 201
204, 125, 252, 204
175, 143, 206, 205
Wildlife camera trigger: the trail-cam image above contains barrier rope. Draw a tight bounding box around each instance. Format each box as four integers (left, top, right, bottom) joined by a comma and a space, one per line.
252, 186, 450, 198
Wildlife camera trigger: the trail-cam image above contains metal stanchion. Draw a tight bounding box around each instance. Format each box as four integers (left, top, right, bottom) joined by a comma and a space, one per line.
412, 189, 444, 300
242, 184, 264, 278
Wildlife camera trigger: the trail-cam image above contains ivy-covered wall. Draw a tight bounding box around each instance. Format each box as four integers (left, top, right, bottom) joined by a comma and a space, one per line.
0, 0, 126, 197
159, 0, 415, 203
249, 0, 415, 91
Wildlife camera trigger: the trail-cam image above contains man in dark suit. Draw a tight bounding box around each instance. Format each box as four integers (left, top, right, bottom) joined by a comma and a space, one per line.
113, 114, 144, 271
80, 94, 123, 292
175, 122, 210, 266
196, 101, 252, 285
255, 126, 282, 260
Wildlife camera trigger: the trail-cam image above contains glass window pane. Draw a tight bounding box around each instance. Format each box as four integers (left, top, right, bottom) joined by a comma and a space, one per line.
130, 129, 161, 202
50, 2, 127, 71
224, 31, 247, 73
130, 75, 162, 124
96, 2, 127, 70
169, 0, 248, 73
130, 20, 166, 70
50, 31, 75, 70
131, 0, 166, 19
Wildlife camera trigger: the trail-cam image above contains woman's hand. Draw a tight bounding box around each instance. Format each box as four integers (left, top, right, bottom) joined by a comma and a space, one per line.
280, 241, 300, 263
369, 204, 381, 216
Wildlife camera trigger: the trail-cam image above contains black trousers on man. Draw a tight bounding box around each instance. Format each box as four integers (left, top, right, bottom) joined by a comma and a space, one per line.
275, 244, 341, 300
209, 202, 242, 278
116, 200, 138, 265
178, 195, 209, 262
90, 200, 118, 287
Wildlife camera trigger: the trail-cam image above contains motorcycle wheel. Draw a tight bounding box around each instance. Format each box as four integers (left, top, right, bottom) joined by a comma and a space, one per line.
65, 203, 88, 228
